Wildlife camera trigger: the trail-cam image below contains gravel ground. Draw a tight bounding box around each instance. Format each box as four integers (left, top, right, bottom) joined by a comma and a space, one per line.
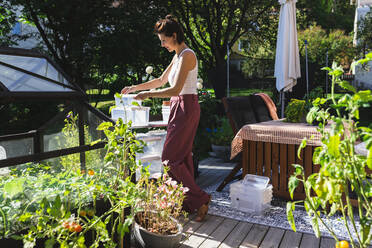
203, 181, 362, 241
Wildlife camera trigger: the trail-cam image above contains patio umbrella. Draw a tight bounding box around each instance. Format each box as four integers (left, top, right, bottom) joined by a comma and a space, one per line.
274, 0, 301, 118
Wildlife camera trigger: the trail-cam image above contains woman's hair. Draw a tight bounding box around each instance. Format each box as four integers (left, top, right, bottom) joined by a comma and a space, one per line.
154, 14, 185, 44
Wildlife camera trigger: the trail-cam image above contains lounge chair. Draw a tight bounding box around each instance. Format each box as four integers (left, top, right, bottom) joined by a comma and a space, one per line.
216, 93, 278, 191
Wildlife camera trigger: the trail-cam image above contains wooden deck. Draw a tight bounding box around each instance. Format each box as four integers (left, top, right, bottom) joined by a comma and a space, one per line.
179, 157, 335, 248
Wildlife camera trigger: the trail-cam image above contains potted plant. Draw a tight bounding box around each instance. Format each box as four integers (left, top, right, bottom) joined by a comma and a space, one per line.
208, 117, 234, 160
284, 98, 307, 123
286, 53, 372, 248
133, 165, 189, 248
285, 87, 324, 124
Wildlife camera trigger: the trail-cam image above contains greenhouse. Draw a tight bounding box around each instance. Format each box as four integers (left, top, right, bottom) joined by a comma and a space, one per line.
0, 47, 110, 169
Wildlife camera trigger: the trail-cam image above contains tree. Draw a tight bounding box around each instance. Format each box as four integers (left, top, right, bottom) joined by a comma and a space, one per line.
3, 0, 170, 94
0, 2, 17, 46
357, 11, 372, 57
170, 0, 276, 98
296, 0, 355, 32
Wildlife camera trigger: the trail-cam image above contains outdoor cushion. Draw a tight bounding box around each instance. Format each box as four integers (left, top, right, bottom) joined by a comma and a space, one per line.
224, 96, 257, 130
249, 95, 272, 122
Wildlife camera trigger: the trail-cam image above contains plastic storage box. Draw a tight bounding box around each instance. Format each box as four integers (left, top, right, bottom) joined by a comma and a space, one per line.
230, 174, 272, 214
136, 155, 163, 181
123, 106, 150, 126
115, 94, 142, 107
111, 107, 126, 121
135, 130, 167, 159
162, 106, 170, 123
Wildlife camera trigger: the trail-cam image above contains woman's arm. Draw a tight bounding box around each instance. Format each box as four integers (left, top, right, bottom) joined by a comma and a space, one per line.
136, 51, 196, 99
121, 57, 175, 94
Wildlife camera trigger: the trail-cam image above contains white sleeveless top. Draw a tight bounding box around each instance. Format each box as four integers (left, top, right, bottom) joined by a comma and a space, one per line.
168, 48, 198, 95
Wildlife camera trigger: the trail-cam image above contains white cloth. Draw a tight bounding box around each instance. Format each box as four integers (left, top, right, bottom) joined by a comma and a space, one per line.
274, 0, 301, 92
168, 48, 198, 95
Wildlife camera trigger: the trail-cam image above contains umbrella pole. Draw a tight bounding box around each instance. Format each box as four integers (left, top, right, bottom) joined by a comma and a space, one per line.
325, 49, 329, 96
281, 90, 285, 118
227, 43, 230, 97
305, 40, 309, 102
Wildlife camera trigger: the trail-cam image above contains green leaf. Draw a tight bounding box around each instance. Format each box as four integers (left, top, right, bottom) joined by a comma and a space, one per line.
310, 215, 321, 238
321, 67, 332, 72
286, 202, 296, 232
49, 195, 62, 218
131, 101, 140, 107
288, 176, 299, 200
339, 81, 356, 93
298, 138, 307, 159
4, 178, 25, 197
109, 105, 116, 114
18, 212, 32, 222
90, 139, 102, 146
292, 164, 304, 176
114, 92, 121, 98
45, 238, 55, 248
97, 122, 113, 131
77, 235, 85, 247
367, 147, 372, 170
328, 135, 340, 157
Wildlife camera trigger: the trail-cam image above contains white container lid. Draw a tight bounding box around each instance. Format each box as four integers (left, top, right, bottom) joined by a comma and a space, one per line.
242, 174, 270, 189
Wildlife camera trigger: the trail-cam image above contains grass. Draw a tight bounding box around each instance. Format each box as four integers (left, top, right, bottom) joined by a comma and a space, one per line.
86, 89, 110, 95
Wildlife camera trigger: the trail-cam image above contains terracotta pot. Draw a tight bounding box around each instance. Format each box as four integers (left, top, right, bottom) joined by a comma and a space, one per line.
162, 100, 171, 106
134, 214, 182, 248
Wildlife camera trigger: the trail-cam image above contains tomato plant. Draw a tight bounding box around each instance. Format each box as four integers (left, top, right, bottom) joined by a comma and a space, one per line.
287, 53, 372, 248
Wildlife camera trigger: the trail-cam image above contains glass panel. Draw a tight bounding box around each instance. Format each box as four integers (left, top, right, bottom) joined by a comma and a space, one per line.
0, 101, 60, 136
43, 111, 79, 152
86, 109, 107, 142
0, 138, 33, 159
0, 54, 72, 87
0, 64, 73, 92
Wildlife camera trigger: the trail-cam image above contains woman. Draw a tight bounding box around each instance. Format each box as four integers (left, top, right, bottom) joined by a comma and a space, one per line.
121, 14, 210, 222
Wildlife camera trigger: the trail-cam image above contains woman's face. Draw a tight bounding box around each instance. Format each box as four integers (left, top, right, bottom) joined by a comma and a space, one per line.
158, 33, 177, 52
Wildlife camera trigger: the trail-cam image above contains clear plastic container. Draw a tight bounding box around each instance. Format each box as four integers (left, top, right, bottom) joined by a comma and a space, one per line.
125, 106, 150, 126
115, 94, 142, 108
136, 130, 167, 158
230, 180, 272, 214
242, 174, 270, 189
162, 106, 170, 122
111, 107, 126, 120
136, 155, 163, 181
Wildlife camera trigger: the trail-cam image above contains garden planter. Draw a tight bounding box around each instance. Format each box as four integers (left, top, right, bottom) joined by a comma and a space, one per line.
133, 214, 182, 248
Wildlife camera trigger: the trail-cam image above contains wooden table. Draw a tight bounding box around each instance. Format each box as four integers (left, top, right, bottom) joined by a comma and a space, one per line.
230, 120, 323, 200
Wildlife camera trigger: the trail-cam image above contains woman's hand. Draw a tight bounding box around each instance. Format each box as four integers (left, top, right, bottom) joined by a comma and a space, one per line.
134, 91, 150, 100
121, 86, 136, 94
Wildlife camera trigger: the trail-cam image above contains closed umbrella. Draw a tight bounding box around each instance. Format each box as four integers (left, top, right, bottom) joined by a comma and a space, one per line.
274, 0, 301, 117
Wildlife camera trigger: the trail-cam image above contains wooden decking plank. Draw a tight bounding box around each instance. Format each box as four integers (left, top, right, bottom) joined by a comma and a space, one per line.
199, 218, 239, 248
259, 227, 285, 248
219, 221, 253, 248
299, 233, 320, 248
279, 230, 302, 248
319, 237, 335, 247
240, 224, 269, 248
180, 215, 224, 248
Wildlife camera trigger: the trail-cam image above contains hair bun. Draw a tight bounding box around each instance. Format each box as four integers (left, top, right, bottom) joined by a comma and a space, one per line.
165, 14, 175, 21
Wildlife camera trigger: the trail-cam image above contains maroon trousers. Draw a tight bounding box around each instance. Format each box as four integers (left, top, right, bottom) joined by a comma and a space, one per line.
162, 94, 210, 213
